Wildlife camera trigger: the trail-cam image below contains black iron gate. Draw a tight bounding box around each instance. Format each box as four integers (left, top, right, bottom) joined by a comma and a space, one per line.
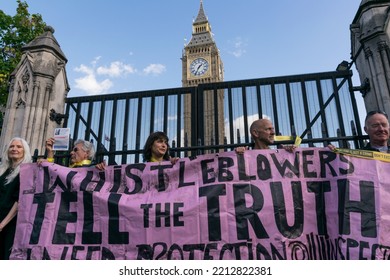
61, 70, 366, 164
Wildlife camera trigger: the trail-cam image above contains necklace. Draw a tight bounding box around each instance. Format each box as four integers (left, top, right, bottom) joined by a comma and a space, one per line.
69, 159, 92, 168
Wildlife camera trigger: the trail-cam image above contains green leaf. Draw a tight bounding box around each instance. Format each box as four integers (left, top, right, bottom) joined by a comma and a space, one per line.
0, 0, 46, 107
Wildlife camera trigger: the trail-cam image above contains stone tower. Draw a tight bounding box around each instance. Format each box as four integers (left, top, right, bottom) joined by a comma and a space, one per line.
351, 0, 390, 115
182, 0, 224, 148
0, 26, 69, 155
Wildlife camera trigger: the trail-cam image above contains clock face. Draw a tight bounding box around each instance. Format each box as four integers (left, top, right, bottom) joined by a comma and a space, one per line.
190, 58, 209, 76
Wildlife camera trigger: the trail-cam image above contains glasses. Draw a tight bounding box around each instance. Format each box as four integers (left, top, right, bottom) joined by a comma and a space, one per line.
365, 110, 388, 121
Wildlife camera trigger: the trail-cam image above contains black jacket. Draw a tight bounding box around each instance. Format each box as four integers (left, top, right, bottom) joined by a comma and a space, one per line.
361, 142, 390, 153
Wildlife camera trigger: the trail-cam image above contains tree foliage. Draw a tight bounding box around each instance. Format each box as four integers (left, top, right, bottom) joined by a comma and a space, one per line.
0, 0, 46, 107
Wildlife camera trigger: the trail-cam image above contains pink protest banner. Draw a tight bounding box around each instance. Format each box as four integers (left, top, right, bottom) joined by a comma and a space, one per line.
10, 148, 390, 260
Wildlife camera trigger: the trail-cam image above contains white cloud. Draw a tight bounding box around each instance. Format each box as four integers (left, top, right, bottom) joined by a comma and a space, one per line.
143, 64, 166, 75
97, 61, 136, 77
228, 37, 247, 58
168, 115, 177, 121
224, 113, 271, 143
74, 64, 113, 95
73, 58, 136, 95
231, 49, 246, 58
74, 64, 93, 75
73, 58, 164, 95
91, 56, 101, 66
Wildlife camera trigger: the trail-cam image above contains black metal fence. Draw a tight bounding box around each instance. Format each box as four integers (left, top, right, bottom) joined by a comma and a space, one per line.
59, 70, 366, 165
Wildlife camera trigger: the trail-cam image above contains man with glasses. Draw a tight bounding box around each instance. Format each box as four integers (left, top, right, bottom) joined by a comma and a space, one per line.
362, 110, 390, 153
44, 138, 96, 167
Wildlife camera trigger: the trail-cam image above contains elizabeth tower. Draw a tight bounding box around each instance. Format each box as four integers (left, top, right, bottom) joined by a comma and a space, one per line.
182, 0, 224, 148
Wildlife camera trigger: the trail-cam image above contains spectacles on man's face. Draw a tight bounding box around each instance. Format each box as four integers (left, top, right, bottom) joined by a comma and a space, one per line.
365, 110, 388, 121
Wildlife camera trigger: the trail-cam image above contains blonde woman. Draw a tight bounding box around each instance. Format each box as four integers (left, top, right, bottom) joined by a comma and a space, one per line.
0, 137, 32, 260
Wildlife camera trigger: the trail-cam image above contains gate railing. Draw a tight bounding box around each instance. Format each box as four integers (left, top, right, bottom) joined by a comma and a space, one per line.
56, 70, 365, 164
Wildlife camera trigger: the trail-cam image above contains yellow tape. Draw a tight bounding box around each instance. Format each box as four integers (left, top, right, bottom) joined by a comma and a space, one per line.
334, 148, 390, 163
274, 136, 302, 147
294, 136, 302, 147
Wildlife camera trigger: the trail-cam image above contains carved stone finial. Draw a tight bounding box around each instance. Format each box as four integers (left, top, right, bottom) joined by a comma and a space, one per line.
44, 26, 55, 34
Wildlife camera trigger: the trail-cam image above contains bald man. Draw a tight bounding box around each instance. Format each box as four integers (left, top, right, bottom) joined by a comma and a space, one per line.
235, 118, 295, 153
249, 119, 275, 149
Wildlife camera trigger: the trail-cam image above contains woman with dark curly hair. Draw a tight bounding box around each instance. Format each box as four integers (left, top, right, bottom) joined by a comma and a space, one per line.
143, 131, 170, 162
143, 131, 178, 163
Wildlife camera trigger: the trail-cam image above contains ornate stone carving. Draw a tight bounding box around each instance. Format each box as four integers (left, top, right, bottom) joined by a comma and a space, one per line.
364, 47, 373, 59
15, 96, 26, 108
15, 69, 30, 108
22, 69, 30, 93
378, 41, 389, 51
9, 79, 15, 92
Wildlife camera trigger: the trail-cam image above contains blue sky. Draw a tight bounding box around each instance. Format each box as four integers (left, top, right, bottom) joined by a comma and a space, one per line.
2, 0, 366, 121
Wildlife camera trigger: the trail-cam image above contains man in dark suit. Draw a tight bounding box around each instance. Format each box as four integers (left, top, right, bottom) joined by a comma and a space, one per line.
362, 110, 390, 153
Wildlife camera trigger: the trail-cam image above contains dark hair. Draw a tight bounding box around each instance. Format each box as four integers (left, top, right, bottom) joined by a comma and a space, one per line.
365, 110, 388, 122
142, 131, 170, 162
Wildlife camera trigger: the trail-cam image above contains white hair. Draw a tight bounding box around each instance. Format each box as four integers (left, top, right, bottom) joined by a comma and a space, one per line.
74, 139, 95, 160
0, 137, 32, 184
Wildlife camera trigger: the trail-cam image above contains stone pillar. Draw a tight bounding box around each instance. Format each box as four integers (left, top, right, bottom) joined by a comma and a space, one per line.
0, 26, 69, 155
351, 0, 390, 115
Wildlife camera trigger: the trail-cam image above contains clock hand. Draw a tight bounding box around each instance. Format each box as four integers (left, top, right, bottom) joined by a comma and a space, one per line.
195, 64, 202, 74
